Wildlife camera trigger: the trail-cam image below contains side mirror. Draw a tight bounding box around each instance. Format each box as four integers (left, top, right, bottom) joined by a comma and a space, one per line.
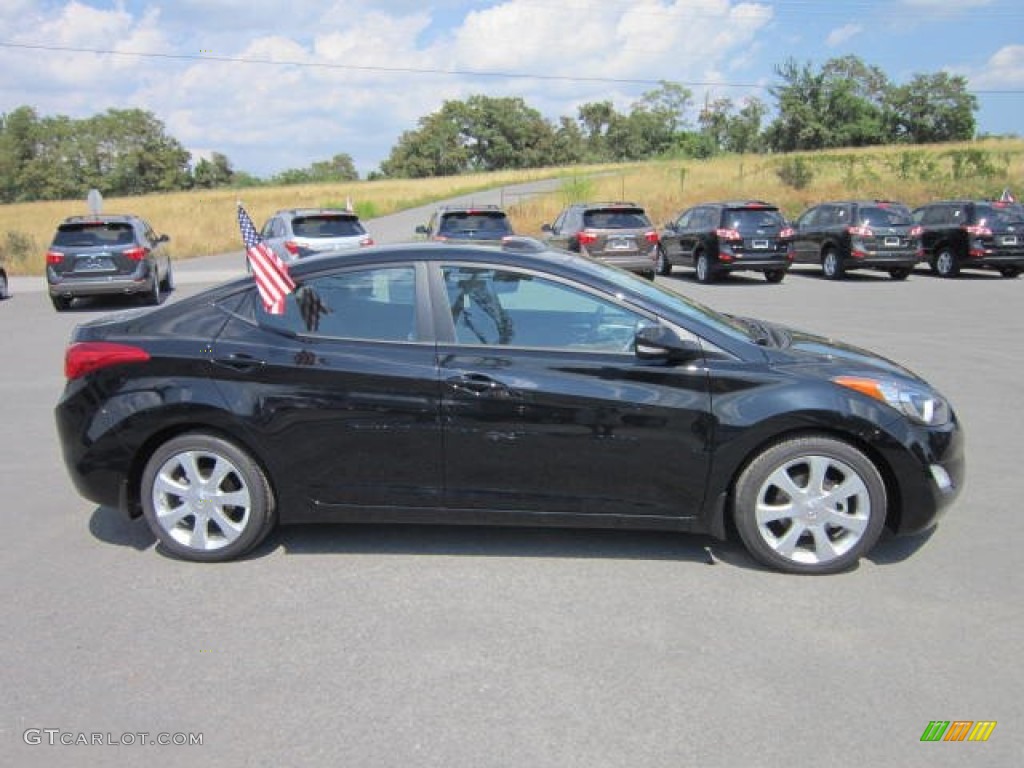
158, 234, 170, 243
635, 323, 701, 363
415, 224, 429, 235
540, 223, 553, 233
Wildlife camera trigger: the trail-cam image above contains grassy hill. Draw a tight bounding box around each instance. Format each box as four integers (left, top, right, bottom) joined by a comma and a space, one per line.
2, 138, 1021, 276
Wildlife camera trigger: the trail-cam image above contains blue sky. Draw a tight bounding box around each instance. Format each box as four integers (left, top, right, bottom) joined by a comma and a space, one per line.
1, 1, 1021, 177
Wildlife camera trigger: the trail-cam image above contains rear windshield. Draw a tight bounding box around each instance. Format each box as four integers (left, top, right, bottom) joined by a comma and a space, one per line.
858, 206, 912, 226
439, 212, 513, 236
293, 215, 365, 238
976, 203, 1024, 226
723, 208, 785, 231
53, 222, 135, 247
583, 209, 652, 229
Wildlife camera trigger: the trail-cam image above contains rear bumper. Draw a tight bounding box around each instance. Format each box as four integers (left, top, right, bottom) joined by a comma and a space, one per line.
847, 250, 920, 270
47, 266, 154, 298
588, 251, 657, 274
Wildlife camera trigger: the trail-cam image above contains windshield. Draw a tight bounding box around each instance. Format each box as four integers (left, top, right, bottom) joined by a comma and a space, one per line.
724, 208, 785, 231
440, 212, 512, 237
583, 209, 652, 229
53, 222, 134, 247
976, 203, 1024, 226
858, 206, 912, 226
293, 215, 365, 238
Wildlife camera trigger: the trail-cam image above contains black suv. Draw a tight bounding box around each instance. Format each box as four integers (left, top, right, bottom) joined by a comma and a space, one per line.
657, 201, 792, 283
45, 214, 173, 311
416, 204, 514, 246
541, 202, 658, 278
912, 200, 1024, 278
791, 200, 920, 280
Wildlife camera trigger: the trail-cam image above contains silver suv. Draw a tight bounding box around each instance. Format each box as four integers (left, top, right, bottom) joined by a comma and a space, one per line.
541, 202, 658, 278
259, 208, 373, 262
45, 214, 173, 311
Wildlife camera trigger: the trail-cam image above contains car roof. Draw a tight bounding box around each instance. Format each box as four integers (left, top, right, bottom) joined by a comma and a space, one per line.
60, 214, 140, 225
572, 201, 645, 209
273, 208, 359, 217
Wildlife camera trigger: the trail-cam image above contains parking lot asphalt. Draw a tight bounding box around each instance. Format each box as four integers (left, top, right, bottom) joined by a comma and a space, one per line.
2, 230, 1021, 766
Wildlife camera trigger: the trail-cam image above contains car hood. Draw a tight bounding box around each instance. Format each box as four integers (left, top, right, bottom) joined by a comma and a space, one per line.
754, 320, 924, 383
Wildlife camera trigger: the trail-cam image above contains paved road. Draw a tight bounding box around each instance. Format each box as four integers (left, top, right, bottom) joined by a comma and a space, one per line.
2, 195, 1021, 766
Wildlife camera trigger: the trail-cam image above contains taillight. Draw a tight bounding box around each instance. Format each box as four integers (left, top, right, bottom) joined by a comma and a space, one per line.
715, 228, 741, 241
965, 225, 992, 237
123, 246, 148, 261
779, 227, 795, 239
284, 241, 301, 255
909, 225, 923, 238
644, 231, 659, 244
46, 250, 64, 265
64, 342, 150, 380
847, 225, 873, 237
578, 231, 599, 246
360, 236, 374, 247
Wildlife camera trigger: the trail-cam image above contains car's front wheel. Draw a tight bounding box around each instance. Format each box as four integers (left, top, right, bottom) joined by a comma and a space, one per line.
733, 436, 887, 574
141, 433, 277, 562
0, 271, 9, 300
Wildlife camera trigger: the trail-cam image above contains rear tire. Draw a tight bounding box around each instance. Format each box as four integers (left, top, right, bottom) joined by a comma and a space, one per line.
935, 246, 960, 278
764, 269, 786, 284
144, 270, 162, 305
656, 246, 672, 276
999, 267, 1020, 278
161, 261, 175, 292
889, 267, 911, 281
695, 252, 715, 283
51, 296, 73, 312
141, 433, 276, 562
0, 271, 9, 300
822, 249, 844, 280
733, 436, 887, 574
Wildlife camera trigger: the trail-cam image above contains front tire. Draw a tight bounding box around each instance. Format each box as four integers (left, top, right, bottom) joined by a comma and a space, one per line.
141, 433, 276, 562
144, 270, 162, 305
733, 436, 887, 574
0, 271, 9, 300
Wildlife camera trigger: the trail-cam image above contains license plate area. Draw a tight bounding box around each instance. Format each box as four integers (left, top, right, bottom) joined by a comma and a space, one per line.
1002, 235, 1018, 246
751, 239, 770, 250
607, 237, 633, 250
884, 236, 901, 247
75, 256, 116, 272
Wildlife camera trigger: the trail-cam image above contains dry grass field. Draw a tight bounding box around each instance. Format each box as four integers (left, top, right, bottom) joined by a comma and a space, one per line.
2, 139, 1021, 275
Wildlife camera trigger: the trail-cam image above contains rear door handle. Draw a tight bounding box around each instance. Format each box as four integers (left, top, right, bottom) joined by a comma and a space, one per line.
446, 373, 516, 398
213, 353, 265, 372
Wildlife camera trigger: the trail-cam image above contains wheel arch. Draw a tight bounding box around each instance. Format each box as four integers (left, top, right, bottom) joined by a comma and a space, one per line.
124, 421, 278, 519
707, 425, 904, 541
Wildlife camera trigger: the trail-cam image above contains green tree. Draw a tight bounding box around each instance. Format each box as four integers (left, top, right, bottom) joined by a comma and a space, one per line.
883, 73, 977, 143
193, 152, 235, 188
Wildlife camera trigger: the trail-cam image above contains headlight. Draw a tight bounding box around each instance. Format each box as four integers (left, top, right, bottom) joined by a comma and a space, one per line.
833, 376, 951, 426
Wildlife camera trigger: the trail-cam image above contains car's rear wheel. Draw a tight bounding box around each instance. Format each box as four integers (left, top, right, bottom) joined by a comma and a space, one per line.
51, 296, 73, 312
656, 245, 672, 276
999, 267, 1020, 278
764, 269, 785, 284
935, 247, 960, 278
141, 433, 276, 562
0, 271, 9, 300
889, 267, 911, 281
695, 252, 715, 283
822, 249, 844, 280
144, 270, 162, 305
733, 436, 887, 574
161, 261, 175, 292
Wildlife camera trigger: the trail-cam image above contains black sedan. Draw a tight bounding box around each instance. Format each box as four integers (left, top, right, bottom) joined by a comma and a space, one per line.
55, 239, 964, 574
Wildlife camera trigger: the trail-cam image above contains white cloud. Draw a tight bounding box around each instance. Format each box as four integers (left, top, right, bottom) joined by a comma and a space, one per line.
826, 23, 862, 48
969, 44, 1024, 89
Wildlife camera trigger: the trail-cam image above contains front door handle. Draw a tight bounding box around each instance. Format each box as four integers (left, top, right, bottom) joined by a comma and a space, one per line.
213, 353, 265, 372
446, 373, 516, 398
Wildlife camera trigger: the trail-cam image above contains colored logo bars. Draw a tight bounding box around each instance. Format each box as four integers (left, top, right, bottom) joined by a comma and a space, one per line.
920, 720, 997, 742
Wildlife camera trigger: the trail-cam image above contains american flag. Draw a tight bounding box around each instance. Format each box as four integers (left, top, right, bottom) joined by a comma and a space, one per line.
999, 188, 1016, 203
237, 203, 296, 314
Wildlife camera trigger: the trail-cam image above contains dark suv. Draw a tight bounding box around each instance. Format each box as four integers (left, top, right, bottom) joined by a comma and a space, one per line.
912, 200, 1024, 278
541, 202, 658, 278
657, 201, 793, 283
791, 200, 921, 280
416, 204, 514, 246
45, 215, 173, 311
260, 208, 373, 262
